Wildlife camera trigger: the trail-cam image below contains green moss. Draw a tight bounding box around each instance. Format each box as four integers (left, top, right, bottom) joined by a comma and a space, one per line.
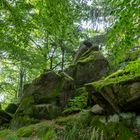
57, 112, 138, 140
77, 56, 95, 64
75, 87, 87, 96
34, 122, 51, 137
33, 70, 60, 84
16, 121, 49, 137
104, 122, 138, 140
125, 49, 140, 61
77, 51, 102, 64
10, 116, 38, 130
105, 69, 128, 80
16, 121, 54, 139
59, 72, 74, 81
63, 108, 82, 114
44, 128, 56, 140
55, 113, 80, 126
52, 80, 63, 96
86, 58, 140, 90
63, 87, 88, 114
0, 129, 19, 140
16, 125, 34, 137
0, 112, 139, 140
18, 95, 34, 112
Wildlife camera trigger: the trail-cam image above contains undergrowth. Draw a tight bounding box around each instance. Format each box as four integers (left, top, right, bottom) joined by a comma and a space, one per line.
0, 111, 138, 140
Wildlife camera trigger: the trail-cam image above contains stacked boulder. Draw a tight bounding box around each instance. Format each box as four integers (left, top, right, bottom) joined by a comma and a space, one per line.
10, 41, 109, 128
11, 71, 75, 128
85, 69, 140, 114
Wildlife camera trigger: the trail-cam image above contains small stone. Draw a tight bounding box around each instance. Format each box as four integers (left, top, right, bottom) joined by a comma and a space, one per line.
91, 104, 104, 115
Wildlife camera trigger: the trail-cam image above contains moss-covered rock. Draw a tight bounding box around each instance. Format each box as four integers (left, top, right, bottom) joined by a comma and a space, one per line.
5, 103, 19, 114
63, 87, 88, 114
59, 72, 76, 109
0, 110, 12, 127
66, 49, 109, 88
33, 104, 61, 120
90, 104, 105, 115
85, 59, 140, 113
11, 71, 75, 129
10, 116, 39, 130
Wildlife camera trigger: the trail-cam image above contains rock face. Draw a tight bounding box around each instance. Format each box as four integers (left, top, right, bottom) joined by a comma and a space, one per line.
11, 71, 75, 128
0, 104, 18, 128
67, 48, 109, 87
5, 103, 18, 114
85, 69, 140, 114
90, 104, 104, 115
73, 39, 94, 63
0, 110, 12, 126
11, 42, 109, 128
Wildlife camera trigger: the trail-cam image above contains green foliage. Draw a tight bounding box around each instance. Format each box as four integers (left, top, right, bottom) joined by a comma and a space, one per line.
63, 96, 87, 114
0, 0, 138, 104
56, 112, 138, 140
63, 87, 88, 114
44, 129, 56, 140
0, 0, 90, 103
0, 129, 19, 140
10, 116, 38, 130
16, 125, 34, 137
106, 0, 140, 67
16, 121, 54, 139
0, 112, 139, 140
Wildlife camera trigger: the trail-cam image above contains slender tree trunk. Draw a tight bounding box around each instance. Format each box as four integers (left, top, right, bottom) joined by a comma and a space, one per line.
17, 67, 25, 98
61, 46, 65, 71
49, 45, 57, 70
50, 56, 53, 70
60, 39, 65, 71
44, 33, 49, 69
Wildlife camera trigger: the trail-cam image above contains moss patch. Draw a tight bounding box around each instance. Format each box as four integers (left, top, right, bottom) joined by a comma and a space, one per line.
63, 87, 88, 114
77, 51, 103, 64
0, 129, 19, 140
10, 116, 38, 130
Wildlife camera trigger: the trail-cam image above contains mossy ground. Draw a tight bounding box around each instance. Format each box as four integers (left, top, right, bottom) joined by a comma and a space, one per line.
0, 111, 139, 140
1, 56, 140, 140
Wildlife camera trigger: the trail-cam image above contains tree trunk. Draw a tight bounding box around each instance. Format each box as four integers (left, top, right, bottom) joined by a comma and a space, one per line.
49, 45, 57, 70
61, 46, 65, 71
50, 56, 53, 70
17, 67, 25, 98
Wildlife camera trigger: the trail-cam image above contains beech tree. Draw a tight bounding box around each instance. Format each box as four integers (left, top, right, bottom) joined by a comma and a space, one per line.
0, 0, 139, 104
106, 0, 140, 67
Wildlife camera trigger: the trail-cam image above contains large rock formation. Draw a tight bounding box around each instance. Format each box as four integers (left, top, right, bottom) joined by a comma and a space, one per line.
11, 71, 75, 128
10, 41, 109, 128
67, 48, 109, 87
85, 68, 140, 114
